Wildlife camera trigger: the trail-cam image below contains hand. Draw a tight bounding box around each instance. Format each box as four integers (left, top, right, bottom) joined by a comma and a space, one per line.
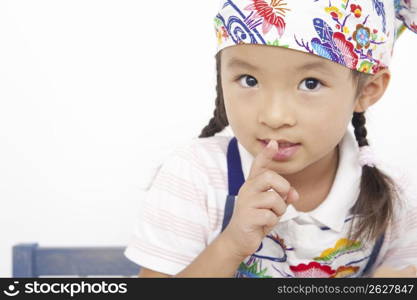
221, 140, 300, 260
372, 265, 417, 278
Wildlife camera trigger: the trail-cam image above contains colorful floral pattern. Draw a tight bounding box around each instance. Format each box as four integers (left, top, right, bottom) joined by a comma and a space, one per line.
244, 0, 290, 36
215, 0, 417, 75
289, 262, 359, 278
290, 262, 335, 278
236, 256, 273, 278
314, 238, 363, 262
234, 230, 374, 278
289, 238, 365, 278
352, 24, 371, 49
235, 233, 295, 277
350, 4, 362, 18
295, 0, 389, 74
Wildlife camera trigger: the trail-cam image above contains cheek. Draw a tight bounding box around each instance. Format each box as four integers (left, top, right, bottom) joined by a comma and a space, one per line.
223, 91, 257, 123
301, 105, 352, 144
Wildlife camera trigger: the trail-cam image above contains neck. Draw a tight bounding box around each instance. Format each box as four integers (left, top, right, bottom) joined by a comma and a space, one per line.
283, 145, 340, 212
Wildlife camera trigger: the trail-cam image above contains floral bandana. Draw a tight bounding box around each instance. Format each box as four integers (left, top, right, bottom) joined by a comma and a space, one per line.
214, 0, 417, 74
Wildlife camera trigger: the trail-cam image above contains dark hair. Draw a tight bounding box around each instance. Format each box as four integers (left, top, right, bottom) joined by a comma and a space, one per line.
199, 51, 399, 243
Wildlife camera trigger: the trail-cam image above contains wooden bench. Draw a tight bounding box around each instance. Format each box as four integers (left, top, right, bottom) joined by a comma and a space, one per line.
12, 243, 140, 277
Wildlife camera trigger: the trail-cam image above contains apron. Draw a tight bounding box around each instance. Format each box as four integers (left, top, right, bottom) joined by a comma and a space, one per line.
220, 136, 384, 278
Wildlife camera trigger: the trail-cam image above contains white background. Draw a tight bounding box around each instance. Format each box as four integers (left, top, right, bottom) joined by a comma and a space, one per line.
0, 0, 416, 277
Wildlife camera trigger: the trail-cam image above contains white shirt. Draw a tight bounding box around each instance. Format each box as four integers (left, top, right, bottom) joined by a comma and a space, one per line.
124, 130, 417, 277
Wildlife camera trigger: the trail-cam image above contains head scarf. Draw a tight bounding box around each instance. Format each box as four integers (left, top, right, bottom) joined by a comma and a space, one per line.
214, 0, 417, 74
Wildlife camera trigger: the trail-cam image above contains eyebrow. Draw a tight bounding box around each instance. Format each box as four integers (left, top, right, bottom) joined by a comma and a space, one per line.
227, 58, 334, 75
227, 58, 260, 71
295, 62, 334, 75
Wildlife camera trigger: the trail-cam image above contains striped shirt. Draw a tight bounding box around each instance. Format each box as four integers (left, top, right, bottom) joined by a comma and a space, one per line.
124, 130, 417, 277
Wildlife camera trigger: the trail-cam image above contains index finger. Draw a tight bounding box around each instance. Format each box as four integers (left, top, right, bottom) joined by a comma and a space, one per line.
248, 140, 279, 180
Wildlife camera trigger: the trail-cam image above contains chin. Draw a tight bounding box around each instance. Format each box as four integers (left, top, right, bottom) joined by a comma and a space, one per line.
269, 160, 302, 175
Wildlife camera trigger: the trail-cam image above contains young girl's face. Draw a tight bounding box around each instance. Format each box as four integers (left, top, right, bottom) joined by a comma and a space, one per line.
221, 44, 361, 175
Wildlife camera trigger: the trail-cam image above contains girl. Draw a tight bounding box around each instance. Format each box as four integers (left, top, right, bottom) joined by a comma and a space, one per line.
125, 0, 417, 278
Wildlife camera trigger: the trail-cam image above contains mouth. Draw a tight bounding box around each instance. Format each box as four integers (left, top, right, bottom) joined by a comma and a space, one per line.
258, 139, 301, 161
258, 139, 301, 148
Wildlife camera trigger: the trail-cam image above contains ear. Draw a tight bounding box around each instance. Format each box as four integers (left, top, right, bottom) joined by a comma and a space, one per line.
354, 68, 391, 112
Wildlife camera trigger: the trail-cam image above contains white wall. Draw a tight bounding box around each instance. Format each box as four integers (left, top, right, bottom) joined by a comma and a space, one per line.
0, 1, 416, 277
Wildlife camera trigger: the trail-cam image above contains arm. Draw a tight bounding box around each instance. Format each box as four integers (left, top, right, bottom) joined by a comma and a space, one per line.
136, 234, 245, 278
172, 233, 244, 278
138, 268, 171, 278
372, 265, 417, 277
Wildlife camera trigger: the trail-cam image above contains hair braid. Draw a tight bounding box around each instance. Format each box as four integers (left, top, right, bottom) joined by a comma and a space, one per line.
352, 112, 369, 147
348, 110, 398, 243
198, 53, 229, 138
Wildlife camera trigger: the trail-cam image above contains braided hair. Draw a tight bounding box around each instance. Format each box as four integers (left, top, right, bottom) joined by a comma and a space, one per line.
199, 53, 228, 138
348, 94, 398, 242
199, 52, 399, 243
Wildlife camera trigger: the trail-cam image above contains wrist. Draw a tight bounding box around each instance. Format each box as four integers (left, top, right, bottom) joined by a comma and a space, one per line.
216, 232, 248, 264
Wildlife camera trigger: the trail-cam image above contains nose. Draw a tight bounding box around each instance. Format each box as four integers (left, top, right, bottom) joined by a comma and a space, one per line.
257, 92, 296, 129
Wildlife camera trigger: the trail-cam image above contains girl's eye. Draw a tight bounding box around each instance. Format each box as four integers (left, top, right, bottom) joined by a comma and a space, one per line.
299, 78, 323, 91
237, 75, 258, 88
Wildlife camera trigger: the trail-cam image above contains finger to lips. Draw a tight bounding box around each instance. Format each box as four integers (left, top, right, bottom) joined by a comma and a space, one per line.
248, 139, 279, 180
248, 140, 288, 196
247, 139, 300, 203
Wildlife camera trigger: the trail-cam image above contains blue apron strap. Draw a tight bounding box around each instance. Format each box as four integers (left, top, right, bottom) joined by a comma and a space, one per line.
221, 137, 245, 232
361, 233, 385, 276
227, 137, 245, 196
221, 195, 237, 232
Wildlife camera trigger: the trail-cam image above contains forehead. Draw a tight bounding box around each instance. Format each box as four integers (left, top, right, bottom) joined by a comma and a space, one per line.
221, 44, 349, 77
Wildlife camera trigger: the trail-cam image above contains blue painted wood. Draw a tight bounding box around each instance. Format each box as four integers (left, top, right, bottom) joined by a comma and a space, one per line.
12, 243, 37, 277
12, 244, 140, 277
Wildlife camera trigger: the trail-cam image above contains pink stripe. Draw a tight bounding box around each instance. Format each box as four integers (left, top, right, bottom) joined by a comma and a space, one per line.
390, 224, 417, 236
207, 207, 223, 219
207, 207, 223, 230
176, 149, 207, 171
144, 206, 206, 235
146, 205, 207, 229
404, 223, 417, 230
202, 136, 229, 146
155, 174, 206, 208
405, 217, 417, 226
176, 149, 228, 190
156, 183, 205, 209
390, 247, 417, 254
157, 171, 204, 195
383, 256, 417, 264
205, 168, 228, 190
176, 152, 227, 190
133, 239, 194, 263
131, 239, 194, 265
156, 180, 204, 205
143, 207, 206, 243
386, 248, 417, 255
384, 255, 417, 262
142, 214, 205, 244
145, 206, 208, 239
208, 219, 221, 231
384, 249, 417, 258
394, 254, 417, 259
204, 143, 226, 153
392, 210, 417, 226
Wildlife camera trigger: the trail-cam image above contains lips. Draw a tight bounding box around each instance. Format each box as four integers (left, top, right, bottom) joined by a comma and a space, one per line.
260, 139, 300, 148
259, 139, 301, 160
